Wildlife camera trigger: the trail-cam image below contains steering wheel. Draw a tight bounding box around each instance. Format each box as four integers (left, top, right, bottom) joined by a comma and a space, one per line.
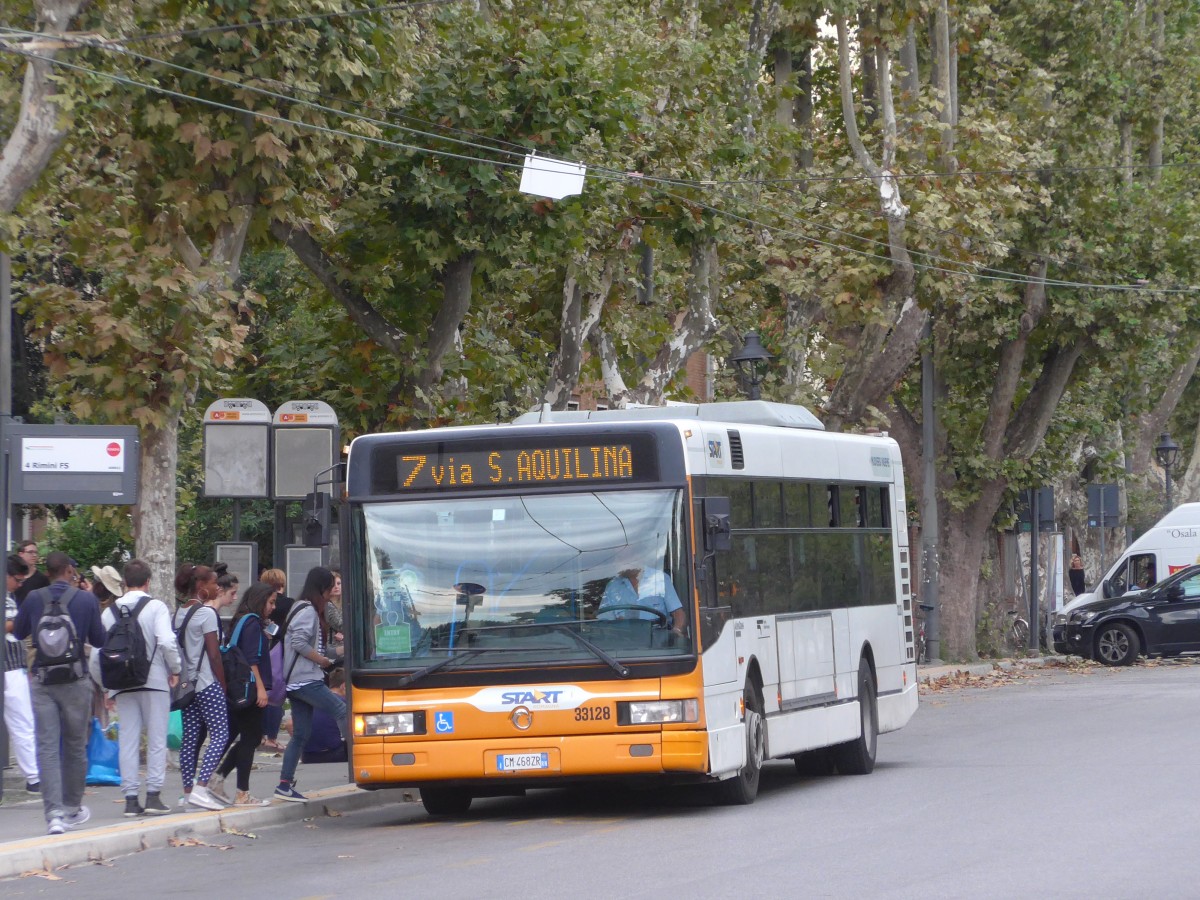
598, 604, 670, 627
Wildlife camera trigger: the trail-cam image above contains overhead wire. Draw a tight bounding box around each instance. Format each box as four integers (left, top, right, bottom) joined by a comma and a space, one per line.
662, 189, 1200, 294
120, 0, 469, 44
1, 37, 1195, 295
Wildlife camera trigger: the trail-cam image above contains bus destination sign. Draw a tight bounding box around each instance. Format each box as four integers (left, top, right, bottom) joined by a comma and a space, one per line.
397, 444, 634, 491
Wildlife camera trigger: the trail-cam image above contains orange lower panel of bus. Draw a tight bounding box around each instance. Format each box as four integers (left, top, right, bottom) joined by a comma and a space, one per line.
354, 730, 708, 785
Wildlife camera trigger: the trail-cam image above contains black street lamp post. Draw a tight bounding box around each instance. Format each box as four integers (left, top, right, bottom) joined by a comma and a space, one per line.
1155, 431, 1181, 514
729, 332, 773, 400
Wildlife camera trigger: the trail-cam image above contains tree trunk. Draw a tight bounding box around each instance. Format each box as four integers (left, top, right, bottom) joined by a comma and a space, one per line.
740, 0, 781, 140
416, 252, 476, 406
934, 0, 956, 171
858, 9, 877, 127
796, 45, 814, 170
940, 478, 1008, 661
825, 17, 921, 432
134, 413, 180, 602
1130, 334, 1200, 473
0, 0, 92, 218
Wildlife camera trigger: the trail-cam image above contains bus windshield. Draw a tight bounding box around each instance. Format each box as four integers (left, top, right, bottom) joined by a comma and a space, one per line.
358, 488, 691, 671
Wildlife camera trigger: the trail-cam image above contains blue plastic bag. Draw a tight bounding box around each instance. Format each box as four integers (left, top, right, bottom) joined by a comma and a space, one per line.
85, 717, 121, 785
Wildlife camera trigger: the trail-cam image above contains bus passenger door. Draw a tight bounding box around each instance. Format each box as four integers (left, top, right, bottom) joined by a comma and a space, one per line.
775, 612, 835, 710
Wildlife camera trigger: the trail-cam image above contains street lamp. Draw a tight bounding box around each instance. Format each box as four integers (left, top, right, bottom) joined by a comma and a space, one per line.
1155, 431, 1181, 513
729, 332, 774, 400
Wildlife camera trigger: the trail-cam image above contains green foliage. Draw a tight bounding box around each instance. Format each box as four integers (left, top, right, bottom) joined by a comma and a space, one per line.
42, 507, 132, 570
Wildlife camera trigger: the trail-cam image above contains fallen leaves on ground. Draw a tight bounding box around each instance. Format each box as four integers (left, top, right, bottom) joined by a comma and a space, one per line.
21, 865, 63, 880
168, 836, 232, 850
920, 653, 1200, 694
223, 827, 258, 839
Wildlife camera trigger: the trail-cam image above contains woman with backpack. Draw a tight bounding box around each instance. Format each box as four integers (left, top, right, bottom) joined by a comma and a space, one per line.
209, 582, 276, 806
173, 563, 230, 811
259, 567, 291, 752
275, 566, 346, 802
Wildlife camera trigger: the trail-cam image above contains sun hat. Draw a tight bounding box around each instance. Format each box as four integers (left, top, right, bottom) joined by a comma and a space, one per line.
91, 565, 124, 596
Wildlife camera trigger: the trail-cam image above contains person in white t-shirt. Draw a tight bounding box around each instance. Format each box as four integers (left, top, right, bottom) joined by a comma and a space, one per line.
90, 559, 180, 817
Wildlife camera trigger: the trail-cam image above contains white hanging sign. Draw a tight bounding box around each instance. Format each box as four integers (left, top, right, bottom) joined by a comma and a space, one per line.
519, 153, 586, 199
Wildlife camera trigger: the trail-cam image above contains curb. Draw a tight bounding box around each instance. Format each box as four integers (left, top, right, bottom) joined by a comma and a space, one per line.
0, 784, 413, 880
916, 655, 1070, 684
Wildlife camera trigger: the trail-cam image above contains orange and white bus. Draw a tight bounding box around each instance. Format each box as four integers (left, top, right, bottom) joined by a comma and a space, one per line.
344, 401, 918, 814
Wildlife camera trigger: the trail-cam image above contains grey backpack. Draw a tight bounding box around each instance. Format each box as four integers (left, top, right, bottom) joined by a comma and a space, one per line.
32, 587, 84, 684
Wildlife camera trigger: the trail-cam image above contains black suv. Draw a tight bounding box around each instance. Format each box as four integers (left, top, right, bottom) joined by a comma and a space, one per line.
1062, 564, 1200, 665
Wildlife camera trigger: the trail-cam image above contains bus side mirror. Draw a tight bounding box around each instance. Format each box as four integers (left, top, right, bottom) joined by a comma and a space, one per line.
702, 497, 732, 553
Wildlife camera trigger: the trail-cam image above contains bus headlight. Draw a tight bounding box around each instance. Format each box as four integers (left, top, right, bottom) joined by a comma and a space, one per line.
356, 713, 420, 736
619, 699, 699, 725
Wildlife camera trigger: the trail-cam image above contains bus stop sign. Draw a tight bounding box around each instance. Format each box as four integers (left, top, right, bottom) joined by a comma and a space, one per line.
6, 424, 139, 504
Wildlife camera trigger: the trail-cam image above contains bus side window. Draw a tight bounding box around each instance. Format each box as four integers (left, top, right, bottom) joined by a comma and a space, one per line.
729, 481, 752, 529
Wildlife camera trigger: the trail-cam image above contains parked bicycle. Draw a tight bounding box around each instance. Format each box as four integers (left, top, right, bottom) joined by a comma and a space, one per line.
916, 603, 935, 663
1007, 609, 1030, 652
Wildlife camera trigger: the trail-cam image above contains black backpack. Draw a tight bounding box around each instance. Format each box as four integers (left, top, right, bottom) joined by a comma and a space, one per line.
99, 596, 153, 691
32, 587, 84, 685
221, 614, 259, 711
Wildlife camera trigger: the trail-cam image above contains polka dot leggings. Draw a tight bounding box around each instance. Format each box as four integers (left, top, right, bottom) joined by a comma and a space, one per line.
180, 682, 229, 790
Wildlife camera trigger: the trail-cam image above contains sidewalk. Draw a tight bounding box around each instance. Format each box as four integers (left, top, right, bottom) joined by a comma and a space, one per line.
0, 741, 413, 881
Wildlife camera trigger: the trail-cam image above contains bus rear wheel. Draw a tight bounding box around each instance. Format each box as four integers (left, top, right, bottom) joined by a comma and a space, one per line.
833, 659, 877, 776
716, 683, 765, 805
420, 786, 473, 816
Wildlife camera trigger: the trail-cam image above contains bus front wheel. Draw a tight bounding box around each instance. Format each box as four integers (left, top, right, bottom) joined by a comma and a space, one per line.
420, 786, 473, 816
833, 659, 877, 775
716, 683, 764, 805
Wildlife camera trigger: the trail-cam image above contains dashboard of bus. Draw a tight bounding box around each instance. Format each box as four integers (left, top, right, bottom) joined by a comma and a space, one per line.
353, 487, 693, 676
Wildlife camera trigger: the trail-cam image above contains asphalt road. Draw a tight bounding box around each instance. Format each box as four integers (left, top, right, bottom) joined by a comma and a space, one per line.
8, 660, 1200, 899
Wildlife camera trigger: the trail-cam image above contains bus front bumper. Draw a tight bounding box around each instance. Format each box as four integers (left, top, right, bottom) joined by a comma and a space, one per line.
353, 730, 709, 787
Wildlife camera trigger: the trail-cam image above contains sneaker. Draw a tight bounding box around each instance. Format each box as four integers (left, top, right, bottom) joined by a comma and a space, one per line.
235, 791, 271, 807
207, 774, 232, 806
186, 785, 224, 811
25, 781, 40, 793
63, 806, 90, 828
47, 817, 66, 835
143, 792, 170, 815
123, 796, 144, 818
273, 783, 307, 802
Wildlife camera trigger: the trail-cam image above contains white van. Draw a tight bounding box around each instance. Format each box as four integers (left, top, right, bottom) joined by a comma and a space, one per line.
1067, 502, 1200, 612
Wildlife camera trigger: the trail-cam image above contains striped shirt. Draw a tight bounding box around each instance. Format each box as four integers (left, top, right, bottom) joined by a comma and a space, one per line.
5, 593, 27, 672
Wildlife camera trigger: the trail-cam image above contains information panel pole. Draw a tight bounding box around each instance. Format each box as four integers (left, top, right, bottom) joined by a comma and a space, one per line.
0, 250, 9, 804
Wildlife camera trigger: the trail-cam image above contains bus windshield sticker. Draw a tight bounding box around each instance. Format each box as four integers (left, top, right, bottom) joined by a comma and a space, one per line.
375, 624, 412, 657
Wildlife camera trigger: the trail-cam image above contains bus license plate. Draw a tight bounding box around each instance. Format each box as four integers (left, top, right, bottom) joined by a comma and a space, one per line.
496, 752, 550, 772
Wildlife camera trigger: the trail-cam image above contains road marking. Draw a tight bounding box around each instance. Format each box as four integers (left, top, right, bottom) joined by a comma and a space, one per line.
522, 840, 564, 852
449, 857, 494, 869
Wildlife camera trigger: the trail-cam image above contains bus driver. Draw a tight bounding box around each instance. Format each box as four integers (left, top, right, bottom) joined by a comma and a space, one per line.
597, 551, 686, 634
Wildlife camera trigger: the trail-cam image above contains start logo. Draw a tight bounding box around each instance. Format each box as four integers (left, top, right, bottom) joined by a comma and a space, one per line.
463, 684, 657, 714
466, 685, 586, 712
500, 689, 565, 706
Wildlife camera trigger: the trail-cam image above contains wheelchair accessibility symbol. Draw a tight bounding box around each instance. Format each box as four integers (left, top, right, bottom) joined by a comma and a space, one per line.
434, 711, 455, 734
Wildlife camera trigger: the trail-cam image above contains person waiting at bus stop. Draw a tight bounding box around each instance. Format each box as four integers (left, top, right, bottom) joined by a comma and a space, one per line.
597, 549, 686, 634
275, 566, 347, 803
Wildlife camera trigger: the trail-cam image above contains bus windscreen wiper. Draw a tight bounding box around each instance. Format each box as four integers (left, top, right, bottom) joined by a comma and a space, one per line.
550, 625, 629, 678
398, 649, 484, 687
